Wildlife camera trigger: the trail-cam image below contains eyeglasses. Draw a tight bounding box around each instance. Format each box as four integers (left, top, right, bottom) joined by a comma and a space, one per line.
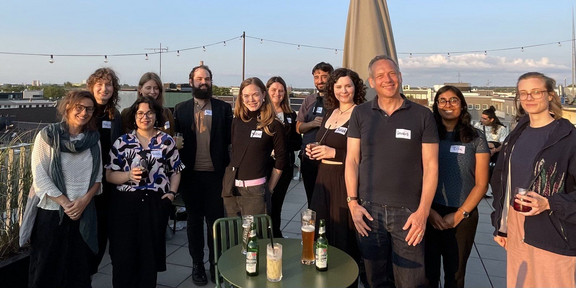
74, 104, 95, 114
518, 90, 548, 100
437, 97, 460, 107
136, 111, 156, 119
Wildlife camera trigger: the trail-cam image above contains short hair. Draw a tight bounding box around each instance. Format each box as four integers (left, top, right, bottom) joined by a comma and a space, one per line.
137, 72, 164, 106
189, 65, 213, 80
515, 72, 562, 120
368, 55, 400, 78
87, 67, 120, 119
57, 90, 97, 131
324, 68, 366, 110
127, 96, 165, 131
312, 62, 334, 75
266, 76, 292, 113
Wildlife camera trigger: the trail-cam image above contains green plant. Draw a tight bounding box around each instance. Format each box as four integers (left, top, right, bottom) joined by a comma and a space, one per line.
0, 130, 36, 261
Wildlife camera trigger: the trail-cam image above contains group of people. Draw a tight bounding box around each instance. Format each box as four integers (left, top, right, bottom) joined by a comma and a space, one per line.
26, 55, 576, 288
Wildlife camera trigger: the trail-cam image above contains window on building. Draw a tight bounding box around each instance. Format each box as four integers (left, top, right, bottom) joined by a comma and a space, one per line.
468, 104, 474, 110
482, 104, 488, 110
475, 104, 481, 110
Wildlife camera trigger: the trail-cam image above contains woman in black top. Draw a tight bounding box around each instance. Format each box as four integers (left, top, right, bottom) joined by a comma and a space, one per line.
306, 68, 366, 280
266, 76, 302, 237
223, 77, 286, 217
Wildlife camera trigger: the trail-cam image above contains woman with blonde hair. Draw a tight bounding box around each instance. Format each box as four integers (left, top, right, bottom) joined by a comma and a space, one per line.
491, 72, 576, 287
223, 77, 286, 216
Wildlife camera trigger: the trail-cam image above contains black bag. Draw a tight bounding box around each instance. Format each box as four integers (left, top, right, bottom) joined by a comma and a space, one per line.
221, 166, 238, 197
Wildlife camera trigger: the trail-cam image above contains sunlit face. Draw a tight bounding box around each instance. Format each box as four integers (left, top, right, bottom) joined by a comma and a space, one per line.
368, 59, 402, 99
91, 76, 114, 105
135, 103, 156, 131
313, 70, 330, 93
436, 90, 462, 122
268, 82, 285, 107
242, 84, 264, 112
139, 80, 160, 99
517, 77, 552, 117
66, 97, 94, 130
480, 113, 493, 125
333, 76, 355, 105
190, 68, 212, 90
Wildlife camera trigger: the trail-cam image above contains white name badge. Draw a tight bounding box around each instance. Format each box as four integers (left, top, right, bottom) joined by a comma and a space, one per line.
164, 121, 170, 130
335, 126, 348, 135
205, 110, 212, 116
286, 117, 292, 124
315, 107, 323, 114
395, 129, 411, 140
102, 120, 112, 129
250, 130, 263, 138
151, 150, 163, 158
450, 145, 466, 154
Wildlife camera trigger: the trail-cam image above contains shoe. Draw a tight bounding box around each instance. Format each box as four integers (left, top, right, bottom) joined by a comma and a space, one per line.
192, 262, 208, 286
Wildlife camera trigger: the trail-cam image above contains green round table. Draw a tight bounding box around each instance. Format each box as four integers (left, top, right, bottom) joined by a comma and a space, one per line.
217, 238, 359, 288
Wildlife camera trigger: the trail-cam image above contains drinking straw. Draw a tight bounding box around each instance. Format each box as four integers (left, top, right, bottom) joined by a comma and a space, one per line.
268, 224, 275, 254
317, 125, 331, 145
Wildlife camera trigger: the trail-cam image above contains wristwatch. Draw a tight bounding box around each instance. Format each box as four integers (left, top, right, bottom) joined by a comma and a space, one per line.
460, 208, 470, 218
346, 196, 358, 203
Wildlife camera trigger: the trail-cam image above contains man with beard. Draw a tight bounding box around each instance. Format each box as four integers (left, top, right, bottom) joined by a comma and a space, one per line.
174, 65, 232, 285
296, 62, 334, 206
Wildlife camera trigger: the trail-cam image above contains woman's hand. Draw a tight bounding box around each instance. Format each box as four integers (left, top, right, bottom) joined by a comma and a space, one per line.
128, 167, 144, 183
494, 235, 507, 249
161, 193, 175, 202
516, 191, 550, 216
307, 145, 336, 160
65, 195, 90, 220
428, 209, 451, 230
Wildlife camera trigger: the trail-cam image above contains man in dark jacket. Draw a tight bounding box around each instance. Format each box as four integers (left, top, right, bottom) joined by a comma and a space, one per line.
174, 65, 232, 285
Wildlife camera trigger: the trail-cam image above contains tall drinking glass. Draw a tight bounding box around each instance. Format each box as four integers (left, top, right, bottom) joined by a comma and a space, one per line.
301, 209, 316, 265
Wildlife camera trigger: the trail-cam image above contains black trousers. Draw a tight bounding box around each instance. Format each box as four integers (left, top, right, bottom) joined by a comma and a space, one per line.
425, 203, 479, 288
29, 209, 93, 288
180, 170, 224, 265
300, 155, 319, 207
270, 165, 294, 237
108, 190, 171, 288
89, 184, 111, 275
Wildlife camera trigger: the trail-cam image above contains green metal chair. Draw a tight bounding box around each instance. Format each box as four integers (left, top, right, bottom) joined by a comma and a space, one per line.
212, 214, 272, 287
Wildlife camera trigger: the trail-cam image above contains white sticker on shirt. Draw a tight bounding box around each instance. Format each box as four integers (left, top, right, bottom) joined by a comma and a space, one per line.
450, 145, 466, 154
395, 129, 411, 140
205, 110, 212, 116
250, 130, 263, 138
315, 107, 323, 114
102, 120, 112, 129
286, 117, 292, 124
164, 121, 170, 130
151, 150, 163, 158
335, 126, 348, 135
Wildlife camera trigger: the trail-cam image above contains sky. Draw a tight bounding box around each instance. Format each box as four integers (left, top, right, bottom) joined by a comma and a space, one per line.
1, 0, 575, 88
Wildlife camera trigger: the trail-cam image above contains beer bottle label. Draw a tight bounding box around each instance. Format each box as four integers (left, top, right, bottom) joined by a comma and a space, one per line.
316, 248, 327, 268
246, 252, 258, 273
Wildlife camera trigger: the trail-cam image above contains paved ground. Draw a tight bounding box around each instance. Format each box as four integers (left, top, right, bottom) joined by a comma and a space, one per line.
92, 173, 507, 288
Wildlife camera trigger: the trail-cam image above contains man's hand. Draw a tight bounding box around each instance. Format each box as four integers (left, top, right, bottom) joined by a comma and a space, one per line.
348, 202, 373, 237
403, 209, 428, 246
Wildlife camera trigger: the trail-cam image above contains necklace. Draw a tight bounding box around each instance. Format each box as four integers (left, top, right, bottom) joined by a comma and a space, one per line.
333, 104, 356, 126
338, 104, 355, 114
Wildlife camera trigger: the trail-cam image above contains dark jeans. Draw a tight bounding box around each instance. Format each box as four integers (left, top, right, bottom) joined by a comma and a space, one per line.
180, 170, 224, 265
90, 185, 111, 275
425, 204, 479, 288
300, 154, 319, 207
357, 202, 426, 288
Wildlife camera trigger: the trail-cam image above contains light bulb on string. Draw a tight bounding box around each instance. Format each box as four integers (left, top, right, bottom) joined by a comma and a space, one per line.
177, 50, 180, 56
203, 46, 206, 52
334, 49, 338, 55
409, 53, 412, 58
260, 39, 263, 44
49, 55, 54, 63
558, 42, 562, 47
297, 45, 301, 50
484, 51, 487, 56
145, 53, 149, 60
521, 47, 524, 52
104, 55, 108, 63
223, 41, 226, 46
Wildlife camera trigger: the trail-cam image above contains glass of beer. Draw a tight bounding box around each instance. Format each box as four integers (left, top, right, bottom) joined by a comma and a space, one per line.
267, 243, 282, 282
301, 209, 316, 265
174, 132, 184, 149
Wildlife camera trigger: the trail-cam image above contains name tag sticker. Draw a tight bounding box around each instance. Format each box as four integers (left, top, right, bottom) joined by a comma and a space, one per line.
335, 127, 348, 135
151, 150, 163, 158
205, 110, 212, 116
315, 107, 323, 114
102, 121, 112, 129
164, 121, 170, 130
395, 129, 411, 140
450, 145, 466, 154
286, 117, 292, 124
250, 130, 263, 138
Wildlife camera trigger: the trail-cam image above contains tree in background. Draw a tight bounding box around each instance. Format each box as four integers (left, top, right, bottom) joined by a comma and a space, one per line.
43, 85, 66, 100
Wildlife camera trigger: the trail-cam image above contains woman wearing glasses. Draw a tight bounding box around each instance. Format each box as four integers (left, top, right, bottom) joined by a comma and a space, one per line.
29, 91, 102, 288
425, 86, 490, 288
106, 96, 184, 287
491, 72, 576, 287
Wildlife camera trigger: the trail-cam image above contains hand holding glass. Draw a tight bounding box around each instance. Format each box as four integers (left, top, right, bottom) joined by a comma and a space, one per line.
513, 187, 532, 212
174, 132, 184, 149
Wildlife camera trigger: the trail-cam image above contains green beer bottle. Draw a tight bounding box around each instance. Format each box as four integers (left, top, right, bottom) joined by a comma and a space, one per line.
245, 222, 259, 276
315, 219, 328, 271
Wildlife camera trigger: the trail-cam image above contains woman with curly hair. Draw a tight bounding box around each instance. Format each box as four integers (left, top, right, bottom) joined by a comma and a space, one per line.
491, 72, 576, 287
426, 85, 490, 288
306, 68, 366, 277
223, 77, 286, 216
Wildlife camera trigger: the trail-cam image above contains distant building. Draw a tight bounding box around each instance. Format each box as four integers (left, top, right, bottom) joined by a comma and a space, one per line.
23, 90, 43, 99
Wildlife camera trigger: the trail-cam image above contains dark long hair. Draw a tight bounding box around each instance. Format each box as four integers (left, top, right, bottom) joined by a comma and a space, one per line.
324, 68, 367, 110
432, 85, 477, 143
127, 96, 165, 131
481, 106, 505, 135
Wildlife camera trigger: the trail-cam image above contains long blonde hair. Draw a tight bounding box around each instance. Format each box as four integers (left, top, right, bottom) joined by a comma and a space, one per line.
515, 72, 562, 120
234, 77, 276, 136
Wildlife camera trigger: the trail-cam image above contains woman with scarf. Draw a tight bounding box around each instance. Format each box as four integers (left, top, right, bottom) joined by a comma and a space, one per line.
106, 96, 184, 287
29, 90, 102, 288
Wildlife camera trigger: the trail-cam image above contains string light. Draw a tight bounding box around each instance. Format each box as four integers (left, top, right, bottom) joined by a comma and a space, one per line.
203, 46, 206, 52
334, 49, 338, 54
49, 55, 54, 63
104, 55, 108, 63
260, 39, 263, 44
409, 53, 412, 58
297, 45, 301, 50
484, 51, 487, 56
521, 47, 524, 52
223, 41, 226, 46
145, 53, 149, 60
177, 50, 180, 56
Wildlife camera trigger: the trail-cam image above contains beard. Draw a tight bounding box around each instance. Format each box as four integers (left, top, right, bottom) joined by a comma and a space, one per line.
192, 84, 212, 99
